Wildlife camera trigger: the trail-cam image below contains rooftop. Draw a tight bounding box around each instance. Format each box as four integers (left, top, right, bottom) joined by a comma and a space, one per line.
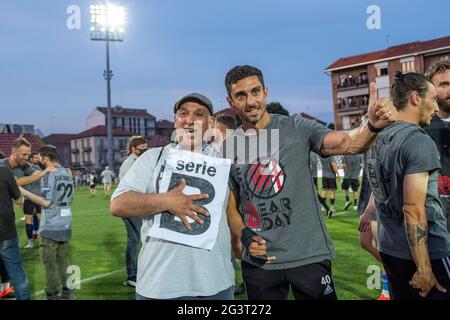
73, 125, 133, 139
325, 36, 450, 72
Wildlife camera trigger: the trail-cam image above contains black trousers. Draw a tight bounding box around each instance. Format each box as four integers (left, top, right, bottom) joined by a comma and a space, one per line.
0, 258, 9, 283
241, 259, 337, 300
380, 252, 450, 300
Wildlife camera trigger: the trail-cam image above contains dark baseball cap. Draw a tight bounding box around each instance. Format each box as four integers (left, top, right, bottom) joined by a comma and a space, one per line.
173, 93, 214, 115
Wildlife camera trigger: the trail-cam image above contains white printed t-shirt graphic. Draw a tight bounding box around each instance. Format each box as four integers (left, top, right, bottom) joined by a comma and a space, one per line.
148, 149, 231, 250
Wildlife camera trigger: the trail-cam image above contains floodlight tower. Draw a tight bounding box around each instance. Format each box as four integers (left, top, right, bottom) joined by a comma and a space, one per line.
90, 4, 125, 170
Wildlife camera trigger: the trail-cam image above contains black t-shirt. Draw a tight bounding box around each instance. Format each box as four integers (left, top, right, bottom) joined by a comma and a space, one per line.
425, 115, 450, 203
0, 162, 21, 241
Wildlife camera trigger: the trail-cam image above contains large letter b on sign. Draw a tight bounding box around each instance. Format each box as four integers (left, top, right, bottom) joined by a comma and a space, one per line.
160, 173, 215, 234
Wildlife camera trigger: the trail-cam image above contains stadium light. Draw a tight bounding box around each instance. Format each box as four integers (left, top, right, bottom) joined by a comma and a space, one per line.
90, 3, 126, 171
90, 4, 125, 41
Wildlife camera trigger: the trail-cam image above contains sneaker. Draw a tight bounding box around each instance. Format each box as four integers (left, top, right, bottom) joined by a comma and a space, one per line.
377, 293, 391, 300
344, 201, 352, 210
123, 279, 136, 288
327, 207, 335, 218
20, 217, 26, 221
23, 242, 34, 249
234, 283, 246, 295
353, 205, 358, 210
0, 287, 15, 300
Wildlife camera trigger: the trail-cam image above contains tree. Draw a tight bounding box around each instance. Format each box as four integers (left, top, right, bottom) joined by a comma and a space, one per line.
266, 101, 289, 116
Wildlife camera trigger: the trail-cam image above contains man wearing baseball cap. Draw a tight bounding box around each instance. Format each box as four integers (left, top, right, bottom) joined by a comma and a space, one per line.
111, 93, 235, 300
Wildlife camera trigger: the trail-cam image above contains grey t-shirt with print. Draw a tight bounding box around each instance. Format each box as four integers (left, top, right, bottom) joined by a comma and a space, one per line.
320, 155, 338, 179
40, 167, 74, 242
367, 121, 450, 260
227, 114, 335, 270
343, 155, 362, 179
112, 144, 235, 299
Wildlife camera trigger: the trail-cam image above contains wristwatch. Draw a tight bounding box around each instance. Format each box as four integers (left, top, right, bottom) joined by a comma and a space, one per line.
362, 115, 382, 133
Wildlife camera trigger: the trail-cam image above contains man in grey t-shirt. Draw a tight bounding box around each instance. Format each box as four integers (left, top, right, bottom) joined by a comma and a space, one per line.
224, 65, 396, 300
20, 145, 75, 300
310, 152, 332, 214
367, 72, 450, 299
320, 155, 340, 217
117, 135, 147, 288
9, 142, 49, 249
111, 93, 235, 299
100, 166, 115, 198
341, 154, 362, 210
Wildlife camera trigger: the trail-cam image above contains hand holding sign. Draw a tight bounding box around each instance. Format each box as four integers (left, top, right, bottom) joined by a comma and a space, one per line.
150, 149, 231, 250
166, 178, 210, 230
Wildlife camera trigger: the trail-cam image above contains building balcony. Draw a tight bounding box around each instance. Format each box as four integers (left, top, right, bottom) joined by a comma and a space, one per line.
336, 81, 369, 92
71, 149, 80, 154
82, 146, 92, 152
336, 104, 368, 115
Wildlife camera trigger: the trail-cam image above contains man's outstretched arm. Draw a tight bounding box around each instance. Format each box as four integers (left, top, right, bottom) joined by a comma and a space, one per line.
19, 187, 50, 208
320, 83, 397, 156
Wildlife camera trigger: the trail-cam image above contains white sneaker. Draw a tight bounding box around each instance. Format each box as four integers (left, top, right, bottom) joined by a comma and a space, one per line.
20, 217, 26, 221
23, 243, 34, 249
123, 280, 136, 288
353, 205, 358, 210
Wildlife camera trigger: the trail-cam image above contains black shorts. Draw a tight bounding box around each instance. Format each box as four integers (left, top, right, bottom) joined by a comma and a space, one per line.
322, 178, 337, 190
341, 178, 359, 191
23, 199, 41, 215
90, 184, 96, 189
380, 252, 450, 300
241, 259, 337, 300
0, 258, 8, 282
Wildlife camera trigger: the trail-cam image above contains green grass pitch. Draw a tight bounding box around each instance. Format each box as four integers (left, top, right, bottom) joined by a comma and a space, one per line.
15, 184, 381, 300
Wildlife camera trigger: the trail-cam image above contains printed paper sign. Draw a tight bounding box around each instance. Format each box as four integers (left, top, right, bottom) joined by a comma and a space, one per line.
148, 149, 231, 250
